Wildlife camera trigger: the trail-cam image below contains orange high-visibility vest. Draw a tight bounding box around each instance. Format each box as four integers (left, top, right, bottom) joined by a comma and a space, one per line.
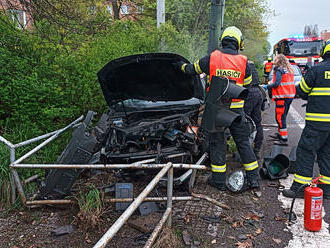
209, 50, 247, 108
265, 62, 273, 73
271, 68, 296, 99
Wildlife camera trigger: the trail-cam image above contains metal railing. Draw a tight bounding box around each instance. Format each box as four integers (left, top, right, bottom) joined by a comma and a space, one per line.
1, 117, 209, 247
94, 162, 173, 248
0, 116, 84, 204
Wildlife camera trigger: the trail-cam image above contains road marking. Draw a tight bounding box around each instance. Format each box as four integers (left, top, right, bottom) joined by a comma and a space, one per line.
289, 106, 305, 129
278, 105, 330, 248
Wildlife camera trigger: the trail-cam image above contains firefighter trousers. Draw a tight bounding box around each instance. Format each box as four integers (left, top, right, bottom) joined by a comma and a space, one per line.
244, 87, 264, 151
275, 98, 293, 139
209, 109, 258, 180
293, 124, 330, 186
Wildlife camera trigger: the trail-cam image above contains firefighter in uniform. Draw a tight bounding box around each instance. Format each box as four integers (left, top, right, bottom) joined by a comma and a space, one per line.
263, 54, 296, 143
283, 39, 330, 199
175, 26, 259, 191
264, 57, 273, 84
244, 60, 264, 159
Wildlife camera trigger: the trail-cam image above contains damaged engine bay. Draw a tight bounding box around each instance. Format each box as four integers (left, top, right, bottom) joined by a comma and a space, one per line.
103, 102, 201, 164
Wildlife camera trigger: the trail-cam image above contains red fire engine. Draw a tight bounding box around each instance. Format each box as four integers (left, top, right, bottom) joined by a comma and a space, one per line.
273, 36, 324, 74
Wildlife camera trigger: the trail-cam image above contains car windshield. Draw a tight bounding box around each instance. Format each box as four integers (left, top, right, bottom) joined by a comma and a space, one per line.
286, 40, 323, 56
113, 98, 202, 111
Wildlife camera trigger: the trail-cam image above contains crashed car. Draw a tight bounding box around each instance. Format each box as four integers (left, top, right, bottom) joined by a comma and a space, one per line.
38, 53, 257, 200
38, 53, 206, 200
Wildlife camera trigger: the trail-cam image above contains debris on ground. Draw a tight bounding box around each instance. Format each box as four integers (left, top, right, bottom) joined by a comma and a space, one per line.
272, 238, 282, 244
51, 225, 75, 236
153, 228, 182, 248
138, 202, 159, 216
133, 233, 150, 246
238, 234, 248, 240
235, 240, 253, 248
253, 191, 262, 198
182, 230, 192, 245
191, 192, 230, 210
127, 217, 155, 234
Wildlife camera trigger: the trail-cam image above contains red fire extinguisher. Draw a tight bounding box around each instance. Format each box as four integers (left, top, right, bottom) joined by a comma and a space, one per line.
304, 176, 323, 232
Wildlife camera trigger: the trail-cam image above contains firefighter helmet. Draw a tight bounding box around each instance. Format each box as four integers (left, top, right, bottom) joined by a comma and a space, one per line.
220, 26, 244, 51
320, 39, 330, 57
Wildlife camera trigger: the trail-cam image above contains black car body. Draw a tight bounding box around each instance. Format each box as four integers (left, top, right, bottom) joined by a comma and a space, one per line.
38, 53, 206, 199
97, 53, 205, 163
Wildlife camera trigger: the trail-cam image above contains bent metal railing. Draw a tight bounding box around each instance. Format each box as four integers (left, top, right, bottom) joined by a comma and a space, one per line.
11, 163, 206, 248
0, 115, 84, 204
1, 117, 208, 247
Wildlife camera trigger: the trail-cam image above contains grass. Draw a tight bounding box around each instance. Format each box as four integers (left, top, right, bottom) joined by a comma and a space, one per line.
227, 137, 238, 154
76, 184, 103, 231
0, 124, 73, 209
78, 184, 102, 212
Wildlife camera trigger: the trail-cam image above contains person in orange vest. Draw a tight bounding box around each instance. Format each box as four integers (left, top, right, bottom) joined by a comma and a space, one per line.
262, 54, 296, 144
264, 57, 273, 84
174, 26, 259, 191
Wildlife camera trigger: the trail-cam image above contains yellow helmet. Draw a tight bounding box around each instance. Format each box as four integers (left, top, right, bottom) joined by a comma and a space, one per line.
320, 39, 330, 57
267, 57, 272, 61
220, 26, 244, 50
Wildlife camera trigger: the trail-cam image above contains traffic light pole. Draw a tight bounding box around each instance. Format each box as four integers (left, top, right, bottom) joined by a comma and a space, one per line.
208, 0, 225, 54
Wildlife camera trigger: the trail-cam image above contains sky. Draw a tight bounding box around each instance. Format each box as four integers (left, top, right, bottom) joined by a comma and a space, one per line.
267, 0, 330, 48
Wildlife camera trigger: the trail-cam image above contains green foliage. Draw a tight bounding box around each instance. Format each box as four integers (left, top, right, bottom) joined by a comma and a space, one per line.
227, 137, 238, 154
0, 16, 198, 131
76, 184, 103, 230
77, 184, 102, 212
224, 0, 272, 67
165, 0, 273, 67
0, 12, 197, 207
0, 146, 10, 207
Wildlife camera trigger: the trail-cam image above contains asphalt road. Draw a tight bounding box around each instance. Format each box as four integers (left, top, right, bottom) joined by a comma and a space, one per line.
262, 98, 330, 247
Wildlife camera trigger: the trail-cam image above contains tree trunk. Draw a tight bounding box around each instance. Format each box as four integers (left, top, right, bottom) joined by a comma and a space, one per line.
111, 0, 120, 20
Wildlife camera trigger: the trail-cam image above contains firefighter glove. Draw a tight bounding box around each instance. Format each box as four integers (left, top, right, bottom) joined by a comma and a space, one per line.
172, 61, 186, 72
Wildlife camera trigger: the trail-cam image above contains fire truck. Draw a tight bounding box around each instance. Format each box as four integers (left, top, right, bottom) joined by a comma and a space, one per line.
273, 35, 324, 74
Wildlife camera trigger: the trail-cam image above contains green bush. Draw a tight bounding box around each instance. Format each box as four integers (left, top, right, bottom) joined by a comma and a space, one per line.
0, 16, 197, 206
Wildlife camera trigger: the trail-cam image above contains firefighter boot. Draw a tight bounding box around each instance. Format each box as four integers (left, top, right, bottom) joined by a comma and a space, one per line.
208, 172, 226, 191
246, 169, 260, 189
282, 182, 305, 199
318, 184, 330, 200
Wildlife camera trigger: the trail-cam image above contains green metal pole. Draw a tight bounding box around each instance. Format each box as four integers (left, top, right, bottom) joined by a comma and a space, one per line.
208, 0, 225, 54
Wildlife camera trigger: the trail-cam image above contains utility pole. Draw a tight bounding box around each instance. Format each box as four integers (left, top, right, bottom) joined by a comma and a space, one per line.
208, 0, 226, 54
157, 0, 165, 28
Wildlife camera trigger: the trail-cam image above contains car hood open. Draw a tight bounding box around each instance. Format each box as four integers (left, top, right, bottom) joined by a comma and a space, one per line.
97, 53, 204, 106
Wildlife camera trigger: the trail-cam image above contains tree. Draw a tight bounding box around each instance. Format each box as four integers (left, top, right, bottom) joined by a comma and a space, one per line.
166, 0, 209, 37
165, 0, 272, 63
111, 0, 121, 20
304, 24, 319, 37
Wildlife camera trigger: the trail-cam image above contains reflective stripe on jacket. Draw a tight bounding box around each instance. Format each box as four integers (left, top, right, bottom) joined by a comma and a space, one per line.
265, 62, 273, 73
271, 69, 296, 99
209, 50, 247, 108
299, 59, 330, 125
